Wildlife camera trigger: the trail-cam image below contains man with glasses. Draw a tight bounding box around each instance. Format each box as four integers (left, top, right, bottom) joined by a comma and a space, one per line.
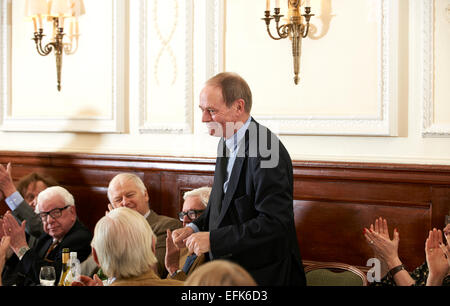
166, 187, 211, 280
1, 186, 92, 286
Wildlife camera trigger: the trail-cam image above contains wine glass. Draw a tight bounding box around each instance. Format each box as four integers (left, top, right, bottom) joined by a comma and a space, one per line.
39, 266, 56, 286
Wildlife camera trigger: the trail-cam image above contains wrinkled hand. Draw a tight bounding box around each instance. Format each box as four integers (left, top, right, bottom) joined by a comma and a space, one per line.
185, 232, 210, 256
165, 229, 180, 275
71, 275, 104, 286
364, 225, 400, 268
0, 218, 4, 240
371, 217, 391, 239
172, 227, 194, 249
0, 163, 16, 198
426, 229, 449, 274
2, 212, 28, 253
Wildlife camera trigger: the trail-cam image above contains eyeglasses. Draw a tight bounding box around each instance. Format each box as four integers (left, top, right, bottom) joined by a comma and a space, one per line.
178, 209, 205, 222
38, 206, 71, 221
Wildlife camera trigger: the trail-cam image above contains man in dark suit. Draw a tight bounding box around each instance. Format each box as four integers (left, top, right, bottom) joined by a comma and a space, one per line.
172, 72, 306, 286
2, 186, 92, 286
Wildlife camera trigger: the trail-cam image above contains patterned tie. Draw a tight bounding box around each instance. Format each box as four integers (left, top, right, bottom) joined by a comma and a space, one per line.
44, 240, 59, 262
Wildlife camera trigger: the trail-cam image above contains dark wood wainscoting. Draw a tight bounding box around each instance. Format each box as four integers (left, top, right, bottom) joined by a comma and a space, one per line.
0, 151, 449, 271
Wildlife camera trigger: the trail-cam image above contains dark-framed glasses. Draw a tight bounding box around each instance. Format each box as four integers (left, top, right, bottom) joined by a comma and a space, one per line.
178, 209, 205, 222
38, 206, 71, 221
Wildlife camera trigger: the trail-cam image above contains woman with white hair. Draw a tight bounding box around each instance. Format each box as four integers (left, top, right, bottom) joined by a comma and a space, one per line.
74, 207, 183, 286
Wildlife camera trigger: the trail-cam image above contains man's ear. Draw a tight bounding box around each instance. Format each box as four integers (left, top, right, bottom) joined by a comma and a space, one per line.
235, 99, 245, 113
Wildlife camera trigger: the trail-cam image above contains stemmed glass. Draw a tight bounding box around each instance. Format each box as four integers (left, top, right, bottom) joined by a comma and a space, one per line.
39, 266, 56, 286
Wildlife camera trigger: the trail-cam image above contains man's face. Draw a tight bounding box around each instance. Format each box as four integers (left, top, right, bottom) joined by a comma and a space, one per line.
199, 85, 240, 139
37, 194, 76, 240
108, 177, 149, 216
181, 196, 205, 227
25, 180, 48, 209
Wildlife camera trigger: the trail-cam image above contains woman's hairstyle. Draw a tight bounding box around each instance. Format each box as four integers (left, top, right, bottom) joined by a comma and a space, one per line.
184, 260, 257, 286
35, 186, 75, 214
16, 172, 58, 197
107, 173, 148, 203
205, 72, 252, 113
183, 187, 212, 208
91, 207, 157, 279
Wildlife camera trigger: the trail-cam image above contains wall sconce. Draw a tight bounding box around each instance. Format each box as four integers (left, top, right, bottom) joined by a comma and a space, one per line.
262, 0, 314, 84
25, 0, 85, 91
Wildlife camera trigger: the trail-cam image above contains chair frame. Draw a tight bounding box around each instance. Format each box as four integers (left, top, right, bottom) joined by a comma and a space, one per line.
304, 261, 369, 286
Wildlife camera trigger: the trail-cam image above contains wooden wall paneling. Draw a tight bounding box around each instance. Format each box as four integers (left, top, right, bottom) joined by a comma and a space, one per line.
431, 187, 450, 228
294, 199, 430, 270
160, 172, 214, 218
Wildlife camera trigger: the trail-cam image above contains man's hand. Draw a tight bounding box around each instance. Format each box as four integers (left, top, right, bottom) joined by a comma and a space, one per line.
185, 232, 210, 256
165, 229, 180, 275
71, 275, 104, 286
172, 227, 194, 249
0, 163, 17, 198
2, 212, 28, 254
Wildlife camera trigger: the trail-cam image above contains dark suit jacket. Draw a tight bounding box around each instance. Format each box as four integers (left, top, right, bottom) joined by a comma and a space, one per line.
12, 200, 44, 239
193, 119, 306, 286
19, 219, 92, 286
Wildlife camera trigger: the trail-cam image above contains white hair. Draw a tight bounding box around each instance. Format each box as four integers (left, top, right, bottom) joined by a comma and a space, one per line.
183, 187, 212, 208
91, 207, 157, 279
107, 173, 148, 203
34, 186, 75, 214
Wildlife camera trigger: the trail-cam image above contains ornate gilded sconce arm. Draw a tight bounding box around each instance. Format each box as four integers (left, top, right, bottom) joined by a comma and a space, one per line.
262, 1, 314, 84
32, 19, 65, 91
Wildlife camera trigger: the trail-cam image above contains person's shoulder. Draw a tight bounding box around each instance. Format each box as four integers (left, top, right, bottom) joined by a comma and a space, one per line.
149, 210, 182, 229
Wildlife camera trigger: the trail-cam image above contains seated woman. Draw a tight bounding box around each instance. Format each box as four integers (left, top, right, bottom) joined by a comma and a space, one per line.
363, 217, 450, 286
73, 207, 183, 286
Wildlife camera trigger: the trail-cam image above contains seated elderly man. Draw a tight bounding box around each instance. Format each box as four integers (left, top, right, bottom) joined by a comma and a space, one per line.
2, 186, 92, 286
106, 173, 181, 278
74, 207, 183, 286
166, 186, 211, 280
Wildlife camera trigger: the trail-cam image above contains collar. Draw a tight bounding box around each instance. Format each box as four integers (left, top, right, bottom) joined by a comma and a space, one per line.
143, 210, 151, 219
224, 116, 251, 153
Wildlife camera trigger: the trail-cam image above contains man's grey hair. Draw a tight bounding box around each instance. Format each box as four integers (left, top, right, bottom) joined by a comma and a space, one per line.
35, 186, 75, 214
183, 187, 212, 208
91, 207, 157, 279
107, 173, 148, 203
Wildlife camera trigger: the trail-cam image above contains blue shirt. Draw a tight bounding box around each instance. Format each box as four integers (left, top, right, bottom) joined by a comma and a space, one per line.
5, 191, 25, 211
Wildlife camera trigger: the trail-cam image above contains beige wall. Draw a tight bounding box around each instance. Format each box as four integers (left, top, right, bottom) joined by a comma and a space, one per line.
0, 0, 449, 165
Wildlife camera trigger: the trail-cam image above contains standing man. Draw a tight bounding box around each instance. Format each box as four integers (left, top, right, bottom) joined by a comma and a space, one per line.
172, 72, 306, 285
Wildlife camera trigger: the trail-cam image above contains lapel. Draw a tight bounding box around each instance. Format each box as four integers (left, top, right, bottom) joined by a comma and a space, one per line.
217, 136, 247, 223
209, 138, 227, 230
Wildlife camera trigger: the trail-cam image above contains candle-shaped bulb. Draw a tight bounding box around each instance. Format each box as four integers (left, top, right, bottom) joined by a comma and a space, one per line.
266, 0, 270, 11
32, 17, 37, 32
